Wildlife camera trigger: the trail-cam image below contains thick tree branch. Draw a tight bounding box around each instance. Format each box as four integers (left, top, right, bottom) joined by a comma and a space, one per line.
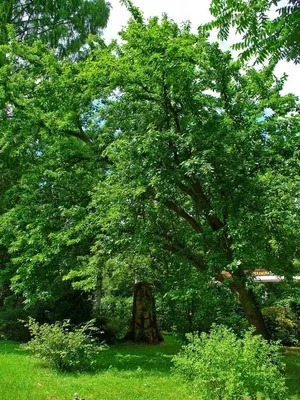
178, 182, 195, 198
67, 130, 90, 144
193, 181, 225, 231
178, 180, 233, 257
130, 81, 160, 102
163, 243, 204, 271
165, 200, 203, 233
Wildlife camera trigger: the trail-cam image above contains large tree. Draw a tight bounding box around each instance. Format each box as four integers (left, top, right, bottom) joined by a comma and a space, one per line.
85, 15, 299, 338
0, 12, 299, 338
207, 0, 300, 64
0, 39, 109, 312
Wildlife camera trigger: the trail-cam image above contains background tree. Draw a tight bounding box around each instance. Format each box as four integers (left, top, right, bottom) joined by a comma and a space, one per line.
0, 0, 111, 337
207, 0, 300, 63
0, 0, 110, 54
0, 39, 111, 336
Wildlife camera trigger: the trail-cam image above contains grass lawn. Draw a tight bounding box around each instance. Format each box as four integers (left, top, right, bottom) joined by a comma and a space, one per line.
283, 347, 300, 400
0, 337, 299, 400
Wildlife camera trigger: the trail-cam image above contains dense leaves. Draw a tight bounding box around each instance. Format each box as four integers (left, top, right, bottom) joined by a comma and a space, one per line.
88, 16, 299, 279
173, 325, 287, 399
0, 0, 110, 55
22, 319, 100, 371
0, 11, 299, 335
207, 0, 300, 63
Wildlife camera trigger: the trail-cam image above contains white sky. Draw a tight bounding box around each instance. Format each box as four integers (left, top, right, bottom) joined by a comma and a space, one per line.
103, 0, 299, 98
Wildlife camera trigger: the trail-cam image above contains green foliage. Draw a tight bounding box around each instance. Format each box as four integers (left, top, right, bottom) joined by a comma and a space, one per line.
173, 325, 287, 399
258, 283, 300, 346
0, 38, 105, 305
0, 0, 110, 55
207, 0, 300, 63
155, 264, 247, 339
263, 304, 300, 346
97, 297, 132, 340
0, 305, 30, 342
22, 319, 100, 371
0, 10, 299, 337
0, 0, 110, 344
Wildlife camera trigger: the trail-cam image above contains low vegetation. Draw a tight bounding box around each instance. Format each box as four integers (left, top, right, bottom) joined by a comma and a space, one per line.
173, 325, 287, 399
0, 336, 299, 400
21, 319, 100, 371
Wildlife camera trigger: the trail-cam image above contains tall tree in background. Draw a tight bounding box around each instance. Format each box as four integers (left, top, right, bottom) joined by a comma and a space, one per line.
207, 0, 300, 64
0, 0, 110, 54
0, 37, 110, 308
0, 0, 110, 323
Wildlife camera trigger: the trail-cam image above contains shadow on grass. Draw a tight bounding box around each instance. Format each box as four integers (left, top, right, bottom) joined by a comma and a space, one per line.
0, 337, 181, 376
92, 337, 180, 373
0, 340, 28, 356
94, 337, 181, 374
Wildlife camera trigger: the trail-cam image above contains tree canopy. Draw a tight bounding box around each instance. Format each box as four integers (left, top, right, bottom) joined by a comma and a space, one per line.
207, 0, 300, 64
1, 11, 299, 337
0, 0, 110, 317
0, 0, 110, 55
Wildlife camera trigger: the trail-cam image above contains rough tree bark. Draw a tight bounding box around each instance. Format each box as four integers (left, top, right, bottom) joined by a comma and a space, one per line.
124, 281, 164, 344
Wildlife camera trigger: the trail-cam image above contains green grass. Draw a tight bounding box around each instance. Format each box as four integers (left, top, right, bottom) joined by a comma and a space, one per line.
0, 336, 196, 400
283, 347, 300, 400
0, 337, 299, 400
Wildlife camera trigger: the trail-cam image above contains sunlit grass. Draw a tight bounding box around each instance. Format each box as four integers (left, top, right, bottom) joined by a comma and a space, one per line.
0, 338, 299, 400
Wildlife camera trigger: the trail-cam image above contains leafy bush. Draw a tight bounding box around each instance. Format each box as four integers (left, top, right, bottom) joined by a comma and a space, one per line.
22, 319, 100, 371
92, 315, 117, 344
254, 282, 300, 346
173, 325, 287, 400
263, 303, 300, 346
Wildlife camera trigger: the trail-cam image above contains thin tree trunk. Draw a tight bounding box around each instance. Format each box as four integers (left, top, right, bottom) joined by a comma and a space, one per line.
124, 281, 164, 344
93, 269, 103, 316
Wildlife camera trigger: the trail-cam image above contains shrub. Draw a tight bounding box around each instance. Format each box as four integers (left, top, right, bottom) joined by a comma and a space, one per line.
92, 315, 117, 344
255, 282, 300, 346
22, 319, 100, 371
263, 303, 300, 346
172, 325, 287, 400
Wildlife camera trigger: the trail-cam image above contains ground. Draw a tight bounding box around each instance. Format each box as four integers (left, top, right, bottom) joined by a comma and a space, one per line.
0, 337, 299, 400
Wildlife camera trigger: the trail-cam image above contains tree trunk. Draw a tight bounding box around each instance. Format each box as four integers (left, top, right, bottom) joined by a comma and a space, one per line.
124, 281, 164, 344
93, 269, 103, 316
217, 270, 270, 339
232, 281, 270, 340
